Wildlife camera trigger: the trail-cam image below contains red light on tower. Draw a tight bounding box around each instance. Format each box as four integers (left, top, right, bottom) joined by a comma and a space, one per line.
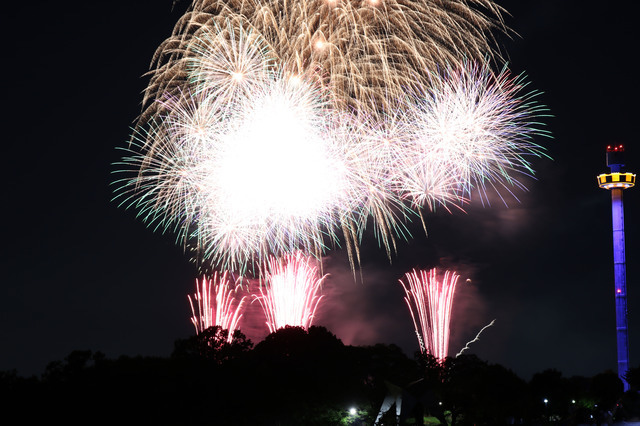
607, 144, 625, 153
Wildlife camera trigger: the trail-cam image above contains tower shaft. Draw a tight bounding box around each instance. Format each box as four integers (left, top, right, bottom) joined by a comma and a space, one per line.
611, 188, 630, 391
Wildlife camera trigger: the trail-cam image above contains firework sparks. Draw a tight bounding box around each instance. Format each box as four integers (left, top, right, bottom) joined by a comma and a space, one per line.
254, 251, 326, 333
400, 268, 460, 360
113, 1, 550, 274
115, 61, 382, 272
186, 20, 276, 106
143, 0, 507, 121
397, 62, 550, 209
188, 272, 247, 342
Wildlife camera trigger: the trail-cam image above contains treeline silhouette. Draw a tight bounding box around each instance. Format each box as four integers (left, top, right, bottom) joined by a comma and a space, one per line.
1, 325, 639, 425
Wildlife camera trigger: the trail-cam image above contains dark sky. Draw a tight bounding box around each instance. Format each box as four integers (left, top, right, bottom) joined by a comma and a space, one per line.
2, 1, 639, 381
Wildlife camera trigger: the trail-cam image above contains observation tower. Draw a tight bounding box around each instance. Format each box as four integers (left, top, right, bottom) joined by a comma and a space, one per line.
597, 144, 636, 391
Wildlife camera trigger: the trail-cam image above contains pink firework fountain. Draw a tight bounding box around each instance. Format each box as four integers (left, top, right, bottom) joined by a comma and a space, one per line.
400, 268, 460, 360
188, 272, 247, 342
255, 251, 326, 334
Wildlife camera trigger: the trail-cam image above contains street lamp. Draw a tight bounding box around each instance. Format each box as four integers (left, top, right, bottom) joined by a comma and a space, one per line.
543, 398, 549, 422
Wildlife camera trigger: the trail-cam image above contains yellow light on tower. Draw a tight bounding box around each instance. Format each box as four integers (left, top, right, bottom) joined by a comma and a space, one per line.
597, 172, 636, 190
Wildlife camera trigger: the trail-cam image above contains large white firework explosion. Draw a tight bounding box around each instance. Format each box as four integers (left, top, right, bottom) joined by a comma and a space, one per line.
114, 3, 549, 273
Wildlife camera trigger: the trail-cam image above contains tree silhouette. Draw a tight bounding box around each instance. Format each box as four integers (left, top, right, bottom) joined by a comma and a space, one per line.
172, 325, 253, 363
3, 329, 640, 425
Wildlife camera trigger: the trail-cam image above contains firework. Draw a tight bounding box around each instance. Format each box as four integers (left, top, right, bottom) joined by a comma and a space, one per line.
143, 0, 507, 122
187, 20, 277, 106
113, 21, 415, 272
114, 2, 550, 273
393, 62, 550, 209
400, 268, 459, 360
114, 58, 549, 272
188, 272, 247, 342
254, 251, 326, 333
115, 62, 378, 271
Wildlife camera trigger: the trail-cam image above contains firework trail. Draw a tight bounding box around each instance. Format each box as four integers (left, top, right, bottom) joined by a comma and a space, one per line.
455, 319, 495, 357
400, 268, 460, 360
254, 251, 326, 333
188, 272, 247, 342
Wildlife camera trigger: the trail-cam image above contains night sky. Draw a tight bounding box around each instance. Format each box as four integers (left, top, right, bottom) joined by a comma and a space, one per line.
2, 1, 639, 381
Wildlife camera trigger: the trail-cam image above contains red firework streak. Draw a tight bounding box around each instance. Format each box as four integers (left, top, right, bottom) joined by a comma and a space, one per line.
400, 268, 460, 360
188, 272, 247, 342
255, 251, 326, 334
